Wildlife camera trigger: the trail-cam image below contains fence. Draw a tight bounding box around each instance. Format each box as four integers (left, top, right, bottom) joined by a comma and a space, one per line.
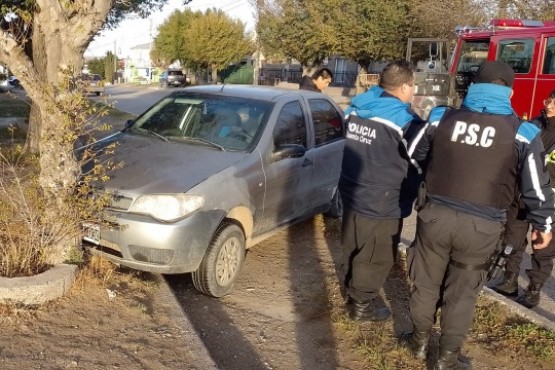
259, 67, 359, 88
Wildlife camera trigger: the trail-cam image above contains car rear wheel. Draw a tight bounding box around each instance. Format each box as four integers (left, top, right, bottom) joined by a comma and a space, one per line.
192, 222, 246, 297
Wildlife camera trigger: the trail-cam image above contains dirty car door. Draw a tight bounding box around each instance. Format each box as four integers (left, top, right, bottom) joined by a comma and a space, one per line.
305, 98, 344, 209
254, 100, 312, 234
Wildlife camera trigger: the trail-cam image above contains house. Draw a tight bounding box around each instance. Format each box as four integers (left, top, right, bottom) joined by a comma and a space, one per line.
125, 43, 153, 83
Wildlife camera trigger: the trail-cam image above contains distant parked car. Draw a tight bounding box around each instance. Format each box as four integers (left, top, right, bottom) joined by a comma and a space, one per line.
8, 76, 20, 88
160, 69, 186, 88
0, 77, 14, 93
81, 85, 345, 297
80, 74, 105, 96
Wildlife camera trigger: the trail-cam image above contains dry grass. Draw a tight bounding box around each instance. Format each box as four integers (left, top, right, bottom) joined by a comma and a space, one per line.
0, 91, 30, 118
325, 242, 555, 369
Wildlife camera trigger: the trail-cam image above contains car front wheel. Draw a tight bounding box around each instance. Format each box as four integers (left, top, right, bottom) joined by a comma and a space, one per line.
192, 222, 246, 297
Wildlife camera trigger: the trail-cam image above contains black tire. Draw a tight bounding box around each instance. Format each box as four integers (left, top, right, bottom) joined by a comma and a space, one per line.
324, 188, 343, 219
192, 223, 246, 297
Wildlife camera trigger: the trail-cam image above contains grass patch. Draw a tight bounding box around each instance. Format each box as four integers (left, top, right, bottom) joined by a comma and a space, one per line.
91, 100, 135, 121
470, 294, 555, 362
0, 92, 30, 118
0, 125, 27, 142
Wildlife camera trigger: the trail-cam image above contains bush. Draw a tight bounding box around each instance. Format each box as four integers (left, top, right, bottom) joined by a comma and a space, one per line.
0, 74, 121, 277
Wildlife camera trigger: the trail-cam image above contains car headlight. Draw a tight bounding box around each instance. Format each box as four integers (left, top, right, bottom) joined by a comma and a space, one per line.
128, 194, 204, 222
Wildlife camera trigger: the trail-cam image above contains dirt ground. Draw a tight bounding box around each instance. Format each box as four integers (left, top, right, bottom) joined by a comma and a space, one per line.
1, 215, 554, 370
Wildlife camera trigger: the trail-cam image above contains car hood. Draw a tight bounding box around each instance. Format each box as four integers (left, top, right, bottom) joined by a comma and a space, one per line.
99, 132, 247, 194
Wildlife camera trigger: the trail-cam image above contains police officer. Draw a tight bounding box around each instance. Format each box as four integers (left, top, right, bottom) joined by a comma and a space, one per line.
493, 89, 555, 308
339, 60, 425, 322
401, 61, 554, 369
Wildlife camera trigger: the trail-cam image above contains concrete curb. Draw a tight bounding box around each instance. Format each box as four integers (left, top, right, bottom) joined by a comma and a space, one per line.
0, 264, 78, 305
155, 278, 218, 370
483, 286, 555, 332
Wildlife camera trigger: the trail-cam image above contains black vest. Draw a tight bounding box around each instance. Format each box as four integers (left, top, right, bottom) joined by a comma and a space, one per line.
426, 108, 521, 209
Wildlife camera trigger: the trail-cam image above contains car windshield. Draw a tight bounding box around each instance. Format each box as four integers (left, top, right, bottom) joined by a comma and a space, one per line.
128, 93, 274, 151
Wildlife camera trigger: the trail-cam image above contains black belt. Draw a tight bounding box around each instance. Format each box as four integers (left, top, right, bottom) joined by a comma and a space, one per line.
449, 260, 489, 271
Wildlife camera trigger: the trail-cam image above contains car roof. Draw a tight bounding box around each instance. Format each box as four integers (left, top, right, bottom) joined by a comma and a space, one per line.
171, 84, 327, 102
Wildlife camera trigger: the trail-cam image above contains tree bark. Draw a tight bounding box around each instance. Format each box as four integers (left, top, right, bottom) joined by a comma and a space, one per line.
211, 66, 219, 84
0, 0, 113, 263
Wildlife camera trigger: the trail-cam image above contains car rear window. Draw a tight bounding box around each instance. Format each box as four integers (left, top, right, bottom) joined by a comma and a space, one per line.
168, 71, 184, 76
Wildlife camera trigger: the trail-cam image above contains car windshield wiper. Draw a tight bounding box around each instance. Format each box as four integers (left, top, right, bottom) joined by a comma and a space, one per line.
182, 137, 226, 151
135, 128, 169, 142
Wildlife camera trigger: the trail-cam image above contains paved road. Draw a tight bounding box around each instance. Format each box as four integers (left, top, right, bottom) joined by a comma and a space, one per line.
94, 83, 176, 115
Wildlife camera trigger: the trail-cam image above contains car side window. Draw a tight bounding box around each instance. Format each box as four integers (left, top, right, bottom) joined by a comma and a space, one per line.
308, 99, 344, 146
497, 38, 534, 74
542, 37, 555, 75
273, 101, 307, 148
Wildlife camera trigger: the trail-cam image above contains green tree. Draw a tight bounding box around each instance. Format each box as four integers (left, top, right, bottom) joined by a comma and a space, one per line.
152, 10, 198, 68
86, 58, 106, 77
254, 0, 411, 70
183, 9, 254, 83
336, 0, 411, 72
104, 51, 117, 83
255, 0, 341, 68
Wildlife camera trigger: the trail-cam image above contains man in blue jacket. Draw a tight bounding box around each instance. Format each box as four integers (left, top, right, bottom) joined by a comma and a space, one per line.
339, 60, 425, 322
402, 61, 554, 369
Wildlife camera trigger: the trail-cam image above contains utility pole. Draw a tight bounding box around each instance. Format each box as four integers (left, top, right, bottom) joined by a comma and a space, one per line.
113, 40, 117, 83
148, 19, 153, 83
253, 34, 260, 85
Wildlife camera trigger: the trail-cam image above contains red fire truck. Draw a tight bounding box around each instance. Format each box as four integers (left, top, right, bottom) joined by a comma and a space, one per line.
406, 19, 555, 120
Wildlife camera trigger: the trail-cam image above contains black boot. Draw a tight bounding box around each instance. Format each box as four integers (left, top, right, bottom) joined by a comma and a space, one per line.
434, 349, 464, 370
492, 271, 519, 297
347, 297, 391, 322
517, 282, 542, 308
399, 330, 430, 360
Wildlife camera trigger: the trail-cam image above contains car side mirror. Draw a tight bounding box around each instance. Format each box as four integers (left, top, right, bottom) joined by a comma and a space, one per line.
429, 42, 439, 58
273, 144, 306, 160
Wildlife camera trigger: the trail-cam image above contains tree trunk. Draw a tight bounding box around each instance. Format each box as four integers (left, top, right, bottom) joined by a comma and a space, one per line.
211, 66, 219, 84
0, 0, 113, 264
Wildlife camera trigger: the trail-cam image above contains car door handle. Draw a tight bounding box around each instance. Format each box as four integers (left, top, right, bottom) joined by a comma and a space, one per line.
302, 158, 313, 167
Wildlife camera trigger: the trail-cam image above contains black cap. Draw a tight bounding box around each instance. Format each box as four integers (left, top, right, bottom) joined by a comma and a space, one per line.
474, 61, 515, 87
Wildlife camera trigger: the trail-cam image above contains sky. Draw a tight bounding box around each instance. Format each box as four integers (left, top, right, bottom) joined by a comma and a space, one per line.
84, 0, 255, 58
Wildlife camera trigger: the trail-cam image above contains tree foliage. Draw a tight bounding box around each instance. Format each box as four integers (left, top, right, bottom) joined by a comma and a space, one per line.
153, 8, 254, 82
104, 51, 117, 83
338, 0, 411, 71
407, 0, 488, 40
254, 0, 411, 69
254, 0, 342, 67
151, 10, 196, 68
86, 57, 105, 77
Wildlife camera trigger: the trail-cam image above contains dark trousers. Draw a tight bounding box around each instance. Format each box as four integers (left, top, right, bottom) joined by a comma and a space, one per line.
503, 198, 555, 285
341, 208, 401, 303
408, 202, 504, 351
